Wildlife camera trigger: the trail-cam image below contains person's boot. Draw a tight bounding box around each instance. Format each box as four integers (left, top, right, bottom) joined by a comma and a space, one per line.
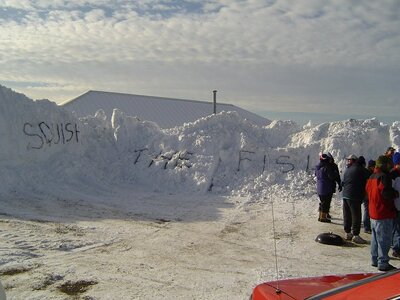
352, 235, 367, 244
318, 211, 323, 221
319, 212, 331, 223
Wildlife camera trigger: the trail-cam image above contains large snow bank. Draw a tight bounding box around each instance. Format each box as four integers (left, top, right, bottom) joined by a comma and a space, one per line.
1, 85, 399, 200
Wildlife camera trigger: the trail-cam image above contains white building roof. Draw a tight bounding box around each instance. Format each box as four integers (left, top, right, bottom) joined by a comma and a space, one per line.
61, 91, 270, 128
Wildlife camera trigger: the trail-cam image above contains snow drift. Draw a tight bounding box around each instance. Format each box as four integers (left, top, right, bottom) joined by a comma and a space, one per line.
1, 84, 400, 300
1, 85, 399, 201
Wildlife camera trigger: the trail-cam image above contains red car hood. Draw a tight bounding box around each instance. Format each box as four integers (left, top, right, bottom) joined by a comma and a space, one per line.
252, 273, 377, 300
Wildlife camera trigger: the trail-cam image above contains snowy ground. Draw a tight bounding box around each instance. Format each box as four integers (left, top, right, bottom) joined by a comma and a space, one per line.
1, 85, 399, 299
0, 189, 383, 300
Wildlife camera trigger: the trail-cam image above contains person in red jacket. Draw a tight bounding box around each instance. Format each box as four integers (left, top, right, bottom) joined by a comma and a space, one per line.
366, 155, 399, 271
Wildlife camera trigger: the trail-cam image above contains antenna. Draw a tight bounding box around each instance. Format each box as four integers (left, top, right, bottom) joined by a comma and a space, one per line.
213, 90, 217, 114
269, 196, 281, 294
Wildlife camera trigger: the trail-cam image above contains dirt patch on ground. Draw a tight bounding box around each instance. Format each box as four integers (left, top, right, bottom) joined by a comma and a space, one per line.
57, 280, 98, 295
0, 266, 34, 276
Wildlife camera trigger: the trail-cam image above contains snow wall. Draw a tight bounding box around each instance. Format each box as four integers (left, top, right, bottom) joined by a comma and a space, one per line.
1, 85, 399, 200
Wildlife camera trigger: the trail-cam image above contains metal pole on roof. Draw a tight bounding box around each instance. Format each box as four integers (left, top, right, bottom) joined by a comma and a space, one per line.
213, 90, 217, 114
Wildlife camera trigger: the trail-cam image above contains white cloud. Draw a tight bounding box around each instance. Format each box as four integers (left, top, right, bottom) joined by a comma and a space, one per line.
0, 0, 33, 10
0, 0, 399, 118
1, 0, 399, 65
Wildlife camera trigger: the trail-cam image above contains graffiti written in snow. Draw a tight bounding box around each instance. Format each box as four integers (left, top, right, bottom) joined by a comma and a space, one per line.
238, 150, 299, 173
134, 148, 193, 169
23, 122, 80, 150
134, 148, 303, 173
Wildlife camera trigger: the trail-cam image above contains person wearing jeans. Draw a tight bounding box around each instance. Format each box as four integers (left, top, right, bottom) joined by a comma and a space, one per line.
392, 212, 400, 257
371, 219, 395, 269
366, 155, 399, 271
363, 159, 375, 233
363, 197, 371, 233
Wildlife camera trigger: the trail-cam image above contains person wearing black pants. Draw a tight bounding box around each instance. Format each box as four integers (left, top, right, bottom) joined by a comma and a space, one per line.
343, 198, 363, 237
315, 153, 340, 223
342, 154, 369, 244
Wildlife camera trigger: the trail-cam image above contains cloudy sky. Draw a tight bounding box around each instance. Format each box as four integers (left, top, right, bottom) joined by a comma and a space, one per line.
1, 0, 399, 123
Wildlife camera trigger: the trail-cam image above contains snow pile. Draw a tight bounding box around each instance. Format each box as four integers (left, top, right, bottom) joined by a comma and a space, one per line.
1, 85, 399, 200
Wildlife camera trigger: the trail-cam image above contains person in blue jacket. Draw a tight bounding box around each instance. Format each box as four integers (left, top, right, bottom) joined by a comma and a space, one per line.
315, 153, 341, 223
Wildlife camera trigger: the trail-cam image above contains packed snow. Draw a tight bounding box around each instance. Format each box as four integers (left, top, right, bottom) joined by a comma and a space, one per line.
0, 84, 399, 299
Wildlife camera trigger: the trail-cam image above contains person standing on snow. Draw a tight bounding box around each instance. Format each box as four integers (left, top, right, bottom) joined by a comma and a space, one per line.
390, 152, 400, 258
326, 152, 342, 219
342, 154, 368, 244
366, 155, 399, 271
315, 153, 341, 223
361, 159, 376, 234
357, 155, 373, 234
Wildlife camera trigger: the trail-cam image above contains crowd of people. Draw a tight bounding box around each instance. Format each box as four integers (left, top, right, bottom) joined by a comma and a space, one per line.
315, 146, 400, 272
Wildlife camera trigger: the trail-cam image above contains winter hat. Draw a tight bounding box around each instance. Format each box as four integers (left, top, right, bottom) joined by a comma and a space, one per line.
387, 146, 396, 152
368, 159, 376, 168
358, 156, 366, 166
346, 154, 358, 160
319, 153, 329, 161
376, 155, 390, 169
393, 152, 400, 165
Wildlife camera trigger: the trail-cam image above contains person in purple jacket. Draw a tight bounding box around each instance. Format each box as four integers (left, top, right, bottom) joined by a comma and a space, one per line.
315, 153, 342, 223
